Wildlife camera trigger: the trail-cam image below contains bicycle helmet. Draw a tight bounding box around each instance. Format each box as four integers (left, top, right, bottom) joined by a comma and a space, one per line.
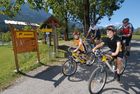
73, 31, 80, 35
122, 18, 129, 23
106, 25, 116, 32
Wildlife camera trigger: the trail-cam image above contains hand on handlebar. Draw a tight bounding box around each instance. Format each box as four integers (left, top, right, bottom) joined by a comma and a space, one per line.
92, 48, 96, 53
73, 49, 77, 52
107, 51, 112, 56
105, 52, 113, 60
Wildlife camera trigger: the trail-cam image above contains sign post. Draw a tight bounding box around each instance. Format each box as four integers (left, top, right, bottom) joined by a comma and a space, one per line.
11, 28, 40, 72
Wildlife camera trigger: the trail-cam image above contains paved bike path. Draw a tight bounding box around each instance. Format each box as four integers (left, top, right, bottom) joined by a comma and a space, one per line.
1, 40, 140, 94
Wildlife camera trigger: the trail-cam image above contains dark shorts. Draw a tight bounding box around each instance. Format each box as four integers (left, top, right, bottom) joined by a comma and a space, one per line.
113, 52, 124, 59
122, 35, 132, 46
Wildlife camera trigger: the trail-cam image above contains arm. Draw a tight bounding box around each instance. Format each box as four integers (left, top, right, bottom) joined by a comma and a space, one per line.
85, 27, 91, 38
127, 25, 133, 37
92, 42, 104, 52
93, 30, 97, 39
111, 41, 121, 56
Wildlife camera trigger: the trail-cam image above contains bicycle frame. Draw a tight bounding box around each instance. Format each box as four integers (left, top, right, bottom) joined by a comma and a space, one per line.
72, 52, 86, 63
95, 50, 116, 73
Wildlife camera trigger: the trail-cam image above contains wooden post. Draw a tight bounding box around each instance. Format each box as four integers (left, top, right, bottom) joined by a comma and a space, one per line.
53, 27, 56, 53
11, 28, 20, 72
35, 31, 40, 63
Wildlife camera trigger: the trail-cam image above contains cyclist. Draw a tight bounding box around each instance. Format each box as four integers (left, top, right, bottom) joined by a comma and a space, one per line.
120, 18, 134, 56
86, 24, 101, 47
92, 25, 124, 82
72, 31, 87, 63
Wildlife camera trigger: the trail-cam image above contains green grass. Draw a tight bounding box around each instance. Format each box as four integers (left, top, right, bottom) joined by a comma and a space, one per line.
0, 43, 65, 90
132, 35, 140, 40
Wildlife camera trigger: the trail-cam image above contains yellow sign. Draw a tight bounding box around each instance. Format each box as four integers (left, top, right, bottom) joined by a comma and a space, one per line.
16, 32, 34, 38
39, 29, 52, 32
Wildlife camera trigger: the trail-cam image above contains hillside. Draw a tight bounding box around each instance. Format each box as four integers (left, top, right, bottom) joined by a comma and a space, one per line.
0, 3, 51, 32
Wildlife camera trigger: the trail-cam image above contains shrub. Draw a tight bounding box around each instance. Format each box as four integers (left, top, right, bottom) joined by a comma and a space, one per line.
1, 32, 11, 42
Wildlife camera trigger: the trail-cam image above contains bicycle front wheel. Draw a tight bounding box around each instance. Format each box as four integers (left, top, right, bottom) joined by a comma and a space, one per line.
62, 59, 77, 76
88, 66, 107, 94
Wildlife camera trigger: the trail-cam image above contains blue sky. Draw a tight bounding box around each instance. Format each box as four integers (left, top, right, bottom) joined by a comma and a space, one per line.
99, 0, 140, 28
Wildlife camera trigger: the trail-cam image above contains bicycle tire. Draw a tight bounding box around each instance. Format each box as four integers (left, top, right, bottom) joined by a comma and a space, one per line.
62, 59, 77, 76
88, 66, 107, 94
86, 52, 96, 65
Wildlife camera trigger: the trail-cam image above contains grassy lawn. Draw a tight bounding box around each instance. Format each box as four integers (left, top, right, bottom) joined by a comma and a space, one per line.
0, 43, 65, 90
132, 35, 140, 40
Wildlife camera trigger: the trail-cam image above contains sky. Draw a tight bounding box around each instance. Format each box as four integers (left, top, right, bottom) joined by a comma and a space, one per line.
98, 0, 140, 28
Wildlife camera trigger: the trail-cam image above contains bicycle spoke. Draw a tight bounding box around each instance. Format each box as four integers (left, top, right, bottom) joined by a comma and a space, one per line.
89, 67, 107, 94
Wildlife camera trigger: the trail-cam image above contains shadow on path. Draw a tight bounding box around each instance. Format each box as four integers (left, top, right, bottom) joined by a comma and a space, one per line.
68, 63, 97, 82
19, 65, 66, 87
101, 50, 140, 94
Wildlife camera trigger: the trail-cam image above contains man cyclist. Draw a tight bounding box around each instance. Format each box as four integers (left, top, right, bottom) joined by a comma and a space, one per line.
92, 25, 124, 82
86, 24, 101, 47
120, 18, 134, 56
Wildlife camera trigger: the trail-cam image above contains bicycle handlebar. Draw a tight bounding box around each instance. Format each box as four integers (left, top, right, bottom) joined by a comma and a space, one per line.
94, 49, 113, 60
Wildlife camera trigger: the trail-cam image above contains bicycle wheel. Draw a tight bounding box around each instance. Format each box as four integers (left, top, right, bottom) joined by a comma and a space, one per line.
86, 52, 96, 65
62, 59, 77, 76
88, 66, 107, 94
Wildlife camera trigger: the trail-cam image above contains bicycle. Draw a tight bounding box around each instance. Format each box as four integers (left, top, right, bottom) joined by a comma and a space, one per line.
88, 49, 127, 94
62, 39, 96, 76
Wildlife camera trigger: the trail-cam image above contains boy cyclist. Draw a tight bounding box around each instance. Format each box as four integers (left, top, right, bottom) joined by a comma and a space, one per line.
71, 30, 91, 64
92, 25, 124, 82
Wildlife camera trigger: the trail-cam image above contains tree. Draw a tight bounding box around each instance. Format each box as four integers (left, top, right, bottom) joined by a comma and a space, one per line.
89, 0, 125, 25
0, 0, 24, 17
68, 0, 125, 33
0, 0, 125, 39
83, 0, 90, 32
45, 0, 77, 40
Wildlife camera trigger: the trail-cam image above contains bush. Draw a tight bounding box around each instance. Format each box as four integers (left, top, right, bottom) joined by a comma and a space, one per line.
1, 32, 11, 42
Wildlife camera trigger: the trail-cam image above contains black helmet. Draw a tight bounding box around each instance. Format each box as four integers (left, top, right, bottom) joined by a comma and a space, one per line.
123, 18, 129, 23
106, 25, 116, 32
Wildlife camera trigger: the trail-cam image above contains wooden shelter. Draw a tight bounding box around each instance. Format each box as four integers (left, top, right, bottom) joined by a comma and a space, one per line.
40, 15, 60, 53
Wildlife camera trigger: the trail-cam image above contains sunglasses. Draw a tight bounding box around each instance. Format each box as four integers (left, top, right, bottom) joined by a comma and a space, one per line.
107, 28, 114, 31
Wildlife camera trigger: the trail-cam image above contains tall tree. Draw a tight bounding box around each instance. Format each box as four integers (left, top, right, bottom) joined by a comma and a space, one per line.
83, 0, 90, 32
0, 0, 24, 17
68, 0, 125, 33
89, 0, 125, 25
0, 0, 125, 36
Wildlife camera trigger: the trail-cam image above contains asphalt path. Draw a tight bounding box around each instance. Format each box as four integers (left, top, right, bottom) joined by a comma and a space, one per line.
1, 40, 140, 94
